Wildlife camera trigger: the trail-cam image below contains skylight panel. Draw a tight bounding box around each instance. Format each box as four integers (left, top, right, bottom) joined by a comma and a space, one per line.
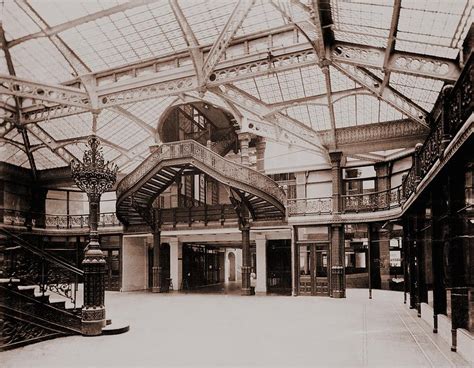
123, 96, 178, 128
276, 69, 306, 101
3, 146, 29, 167
38, 113, 92, 141
0, 143, 21, 162
285, 105, 331, 131
0, 50, 9, 74
300, 66, 326, 96
180, 0, 237, 45
252, 74, 284, 104
331, 0, 391, 47
389, 73, 444, 112
235, 0, 287, 37
234, 79, 261, 101
3, 1, 42, 41
10, 39, 76, 83
329, 66, 357, 92
59, 1, 187, 72
4, 130, 23, 143
396, 0, 470, 58
379, 100, 404, 122
33, 148, 67, 170
29, 0, 128, 27
356, 95, 379, 125
97, 110, 150, 150
334, 95, 356, 128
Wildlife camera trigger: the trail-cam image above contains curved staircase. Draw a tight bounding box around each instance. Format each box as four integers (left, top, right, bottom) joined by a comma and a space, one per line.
116, 140, 286, 226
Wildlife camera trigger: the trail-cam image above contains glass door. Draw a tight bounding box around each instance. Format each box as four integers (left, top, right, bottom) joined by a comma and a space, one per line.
299, 244, 329, 296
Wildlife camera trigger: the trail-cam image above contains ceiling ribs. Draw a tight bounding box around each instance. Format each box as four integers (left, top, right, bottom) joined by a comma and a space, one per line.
8, 0, 161, 47
0, 20, 37, 178
381, 0, 401, 93
311, 0, 429, 129
169, 0, 203, 87
202, 0, 256, 84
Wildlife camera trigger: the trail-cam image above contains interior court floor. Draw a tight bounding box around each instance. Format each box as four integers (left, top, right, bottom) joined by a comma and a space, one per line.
1, 288, 469, 368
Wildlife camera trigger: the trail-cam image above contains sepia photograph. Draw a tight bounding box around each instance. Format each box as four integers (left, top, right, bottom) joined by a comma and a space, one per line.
0, 0, 472, 366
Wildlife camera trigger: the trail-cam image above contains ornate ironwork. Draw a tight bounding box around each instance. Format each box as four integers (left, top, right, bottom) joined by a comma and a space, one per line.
71, 135, 117, 336
0, 228, 83, 306
116, 140, 286, 224
342, 186, 403, 213
402, 55, 473, 201
71, 136, 118, 197
287, 197, 333, 216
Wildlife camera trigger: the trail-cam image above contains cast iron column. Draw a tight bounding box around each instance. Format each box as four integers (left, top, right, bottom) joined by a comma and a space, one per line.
329, 151, 345, 298
238, 132, 251, 166
152, 212, 163, 293
255, 137, 266, 173
71, 136, 117, 336
241, 218, 252, 295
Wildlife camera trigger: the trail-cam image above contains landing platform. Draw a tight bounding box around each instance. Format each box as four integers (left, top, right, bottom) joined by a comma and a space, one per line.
1, 289, 469, 367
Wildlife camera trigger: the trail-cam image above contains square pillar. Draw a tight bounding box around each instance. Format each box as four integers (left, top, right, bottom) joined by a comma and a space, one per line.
152, 229, 162, 293
255, 137, 266, 173
330, 224, 345, 298
169, 238, 182, 291
255, 235, 267, 294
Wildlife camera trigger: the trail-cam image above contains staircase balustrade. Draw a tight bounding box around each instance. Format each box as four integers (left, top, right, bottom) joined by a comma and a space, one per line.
0, 228, 83, 308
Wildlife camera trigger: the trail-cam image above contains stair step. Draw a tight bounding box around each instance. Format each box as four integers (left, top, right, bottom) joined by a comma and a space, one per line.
49, 301, 66, 309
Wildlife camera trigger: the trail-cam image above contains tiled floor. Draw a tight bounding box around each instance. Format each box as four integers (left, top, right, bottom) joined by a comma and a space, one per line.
1, 289, 469, 367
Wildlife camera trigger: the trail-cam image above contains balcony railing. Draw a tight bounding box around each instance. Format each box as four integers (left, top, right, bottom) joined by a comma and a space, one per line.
342, 186, 403, 213
287, 197, 333, 216
402, 54, 473, 201
0, 208, 121, 229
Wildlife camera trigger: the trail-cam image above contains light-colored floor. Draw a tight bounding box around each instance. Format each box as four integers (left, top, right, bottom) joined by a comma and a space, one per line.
1, 288, 469, 368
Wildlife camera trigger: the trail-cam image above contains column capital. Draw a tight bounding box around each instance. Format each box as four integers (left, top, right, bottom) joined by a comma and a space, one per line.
237, 132, 252, 142
328, 150, 343, 166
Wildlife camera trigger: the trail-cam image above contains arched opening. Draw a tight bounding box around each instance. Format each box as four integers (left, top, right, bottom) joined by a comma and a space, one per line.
228, 252, 236, 282
158, 102, 238, 155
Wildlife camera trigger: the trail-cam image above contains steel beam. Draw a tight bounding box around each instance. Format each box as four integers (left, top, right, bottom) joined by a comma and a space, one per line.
332, 43, 460, 82
9, 0, 160, 47
169, 0, 204, 85
215, 84, 326, 154
333, 63, 429, 128
0, 22, 37, 179
202, 0, 255, 84
0, 74, 90, 109
381, 0, 401, 92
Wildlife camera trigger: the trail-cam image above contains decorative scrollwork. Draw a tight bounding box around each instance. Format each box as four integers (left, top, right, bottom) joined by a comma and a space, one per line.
71, 136, 118, 198
287, 198, 333, 216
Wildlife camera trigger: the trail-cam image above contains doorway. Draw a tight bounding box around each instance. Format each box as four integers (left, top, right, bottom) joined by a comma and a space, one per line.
299, 244, 329, 296
103, 248, 120, 291
228, 252, 236, 281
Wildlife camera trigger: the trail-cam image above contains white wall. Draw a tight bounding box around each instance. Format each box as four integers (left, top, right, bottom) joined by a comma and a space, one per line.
265, 141, 329, 174
122, 236, 148, 291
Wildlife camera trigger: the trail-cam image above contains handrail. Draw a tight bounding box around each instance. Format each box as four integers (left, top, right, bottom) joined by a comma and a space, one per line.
1, 208, 120, 229
342, 185, 403, 213
117, 139, 286, 214
402, 53, 473, 201
287, 197, 332, 216
0, 227, 83, 276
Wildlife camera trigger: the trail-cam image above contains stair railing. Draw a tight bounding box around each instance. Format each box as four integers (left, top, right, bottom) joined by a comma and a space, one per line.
0, 228, 84, 309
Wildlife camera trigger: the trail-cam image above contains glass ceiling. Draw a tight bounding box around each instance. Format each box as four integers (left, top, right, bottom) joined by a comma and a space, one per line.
0, 0, 471, 173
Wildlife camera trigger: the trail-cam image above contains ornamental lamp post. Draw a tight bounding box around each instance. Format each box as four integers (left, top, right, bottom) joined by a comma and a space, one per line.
71, 136, 118, 336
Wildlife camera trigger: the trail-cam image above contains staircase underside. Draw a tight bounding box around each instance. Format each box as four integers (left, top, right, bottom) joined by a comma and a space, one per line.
117, 141, 286, 227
